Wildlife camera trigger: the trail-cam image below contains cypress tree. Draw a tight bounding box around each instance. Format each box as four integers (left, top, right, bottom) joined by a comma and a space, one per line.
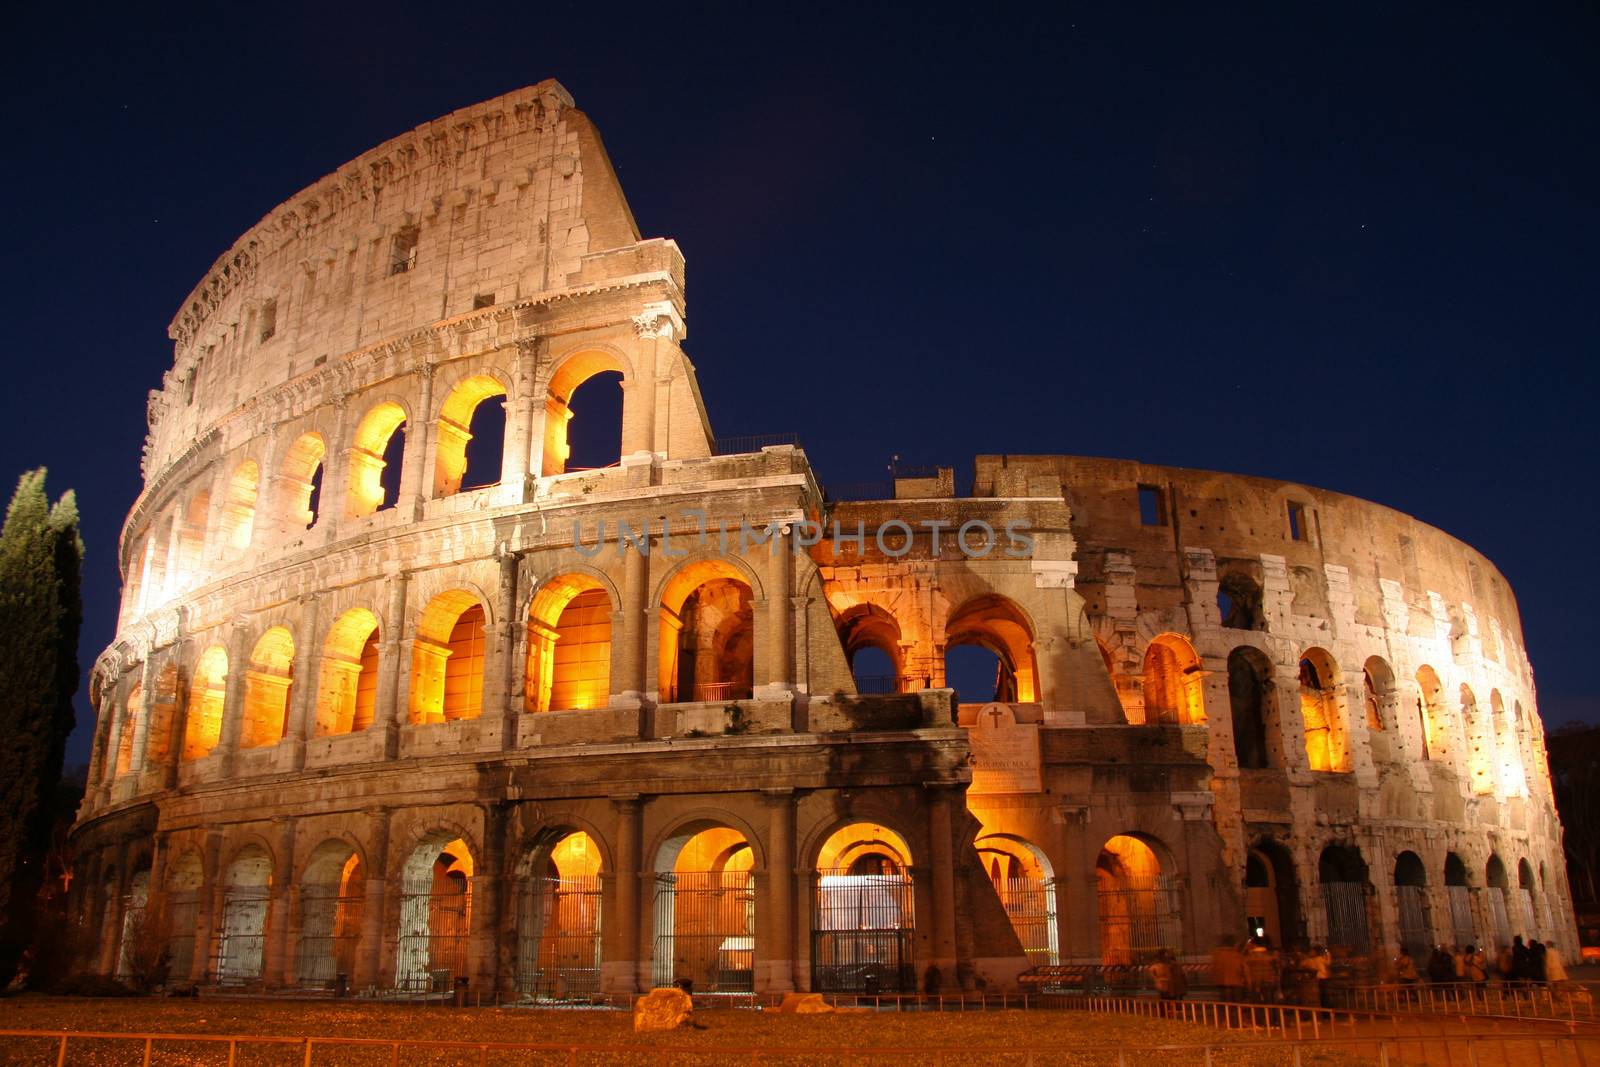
0, 469, 83, 986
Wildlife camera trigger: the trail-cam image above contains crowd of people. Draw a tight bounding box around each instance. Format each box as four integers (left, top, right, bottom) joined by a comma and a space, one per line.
1391, 935, 1569, 987
1204, 935, 1334, 1004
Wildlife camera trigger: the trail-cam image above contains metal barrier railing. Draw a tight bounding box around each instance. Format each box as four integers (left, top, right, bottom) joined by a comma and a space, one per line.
1, 1026, 1594, 1066
1341, 980, 1600, 1021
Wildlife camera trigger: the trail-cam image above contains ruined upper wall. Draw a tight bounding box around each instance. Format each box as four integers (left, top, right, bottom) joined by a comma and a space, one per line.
142, 80, 658, 484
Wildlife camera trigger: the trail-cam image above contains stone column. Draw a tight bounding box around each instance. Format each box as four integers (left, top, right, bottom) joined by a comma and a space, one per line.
503, 341, 539, 495
285, 595, 320, 771
1058, 806, 1097, 960
147, 830, 169, 942
928, 784, 960, 988
620, 548, 650, 703
196, 830, 224, 983
163, 647, 191, 789
316, 396, 352, 542
487, 552, 519, 751
264, 816, 297, 987
356, 808, 391, 991
761, 789, 796, 992
757, 530, 793, 696
129, 655, 157, 778
604, 795, 642, 994
472, 802, 508, 994
219, 627, 252, 778
375, 572, 409, 759
399, 364, 435, 519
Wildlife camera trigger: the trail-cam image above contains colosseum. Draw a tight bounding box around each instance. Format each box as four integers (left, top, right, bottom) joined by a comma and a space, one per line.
70, 81, 1574, 999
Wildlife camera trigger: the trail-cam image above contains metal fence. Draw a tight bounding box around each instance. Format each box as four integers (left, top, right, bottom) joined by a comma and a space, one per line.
812, 868, 917, 993
711, 433, 801, 456
394, 887, 470, 992
1397, 884, 1431, 959
296, 886, 363, 988
213, 884, 269, 984
1343, 979, 1600, 1021
1447, 885, 1476, 948
1322, 881, 1370, 953
1097, 876, 1179, 963
999, 876, 1059, 967
653, 870, 755, 992
165, 889, 198, 983
515, 874, 603, 1000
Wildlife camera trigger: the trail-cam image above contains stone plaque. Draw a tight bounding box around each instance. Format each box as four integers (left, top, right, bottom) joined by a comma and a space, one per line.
967, 703, 1042, 794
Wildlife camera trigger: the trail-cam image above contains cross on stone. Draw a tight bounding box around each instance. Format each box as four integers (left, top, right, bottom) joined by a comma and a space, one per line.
987, 706, 1006, 728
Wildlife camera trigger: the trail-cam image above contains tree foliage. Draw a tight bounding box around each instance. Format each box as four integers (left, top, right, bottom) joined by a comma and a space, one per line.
0, 468, 83, 986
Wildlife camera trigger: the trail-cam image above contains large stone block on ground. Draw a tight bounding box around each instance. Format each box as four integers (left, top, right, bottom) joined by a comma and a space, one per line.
634, 987, 694, 1032
775, 992, 834, 1014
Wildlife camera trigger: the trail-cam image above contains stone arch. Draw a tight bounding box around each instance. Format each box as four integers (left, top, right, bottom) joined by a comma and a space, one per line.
810, 820, 918, 993
394, 830, 475, 990
144, 661, 181, 769
217, 843, 273, 984
347, 400, 409, 518
1462, 683, 1495, 795
173, 486, 211, 586
837, 603, 905, 694
164, 849, 205, 982
434, 372, 509, 496
511, 824, 605, 999
1444, 852, 1477, 947
1299, 647, 1348, 772
411, 589, 489, 724
1318, 843, 1372, 953
219, 459, 259, 558
184, 644, 228, 760
650, 816, 759, 992
1227, 646, 1277, 770
542, 347, 632, 477
1490, 690, 1526, 796
525, 573, 613, 713
315, 608, 381, 735
1142, 633, 1205, 725
115, 683, 142, 777
1245, 838, 1301, 949
1096, 832, 1180, 963
1363, 656, 1394, 734
241, 626, 295, 749
657, 558, 757, 704
1217, 571, 1265, 631
279, 432, 327, 531
1414, 665, 1449, 763
944, 593, 1039, 703
976, 832, 1060, 966
296, 838, 365, 988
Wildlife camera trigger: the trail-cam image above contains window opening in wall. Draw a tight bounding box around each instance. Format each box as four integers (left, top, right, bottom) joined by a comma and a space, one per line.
1138, 485, 1166, 526
258, 299, 277, 343
306, 461, 323, 529
472, 293, 496, 310
461, 396, 507, 491
1287, 501, 1309, 542
379, 422, 406, 510
389, 226, 419, 276
564, 371, 625, 471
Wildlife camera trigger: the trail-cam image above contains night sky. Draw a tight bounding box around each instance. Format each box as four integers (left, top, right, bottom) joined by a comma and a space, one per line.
3, 3, 1595, 766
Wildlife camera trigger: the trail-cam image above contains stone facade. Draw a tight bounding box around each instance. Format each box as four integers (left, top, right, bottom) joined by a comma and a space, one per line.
70, 82, 1573, 997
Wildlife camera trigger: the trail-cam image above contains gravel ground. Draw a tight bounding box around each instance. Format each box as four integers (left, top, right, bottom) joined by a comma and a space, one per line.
0, 995, 1374, 1066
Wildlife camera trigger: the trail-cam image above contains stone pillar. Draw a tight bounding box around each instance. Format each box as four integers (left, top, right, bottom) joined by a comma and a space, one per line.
399, 364, 435, 519
196, 830, 224, 983
316, 396, 352, 540
761, 789, 796, 992
356, 808, 391, 991
472, 803, 508, 994
620, 548, 650, 702
264, 817, 296, 987
604, 795, 642, 993
218, 627, 251, 778
286, 595, 320, 770
375, 572, 409, 759
487, 552, 519, 751
503, 341, 539, 495
1059, 806, 1098, 960
928, 784, 960, 987
129, 655, 157, 777
163, 647, 191, 789
147, 830, 170, 939
757, 530, 793, 697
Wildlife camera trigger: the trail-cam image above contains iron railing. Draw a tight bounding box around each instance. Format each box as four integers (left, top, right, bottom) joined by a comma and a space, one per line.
712, 433, 801, 456
514, 874, 602, 1000
653, 870, 755, 992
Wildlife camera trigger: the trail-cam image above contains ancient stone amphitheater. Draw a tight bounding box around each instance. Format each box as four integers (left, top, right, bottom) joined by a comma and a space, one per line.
71, 81, 1573, 998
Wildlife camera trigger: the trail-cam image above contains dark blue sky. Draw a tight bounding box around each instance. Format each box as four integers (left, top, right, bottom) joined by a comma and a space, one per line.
2, 2, 1595, 764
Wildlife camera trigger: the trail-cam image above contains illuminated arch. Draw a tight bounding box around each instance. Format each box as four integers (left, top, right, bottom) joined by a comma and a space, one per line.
526, 574, 613, 712
347, 402, 408, 518
542, 349, 629, 476
297, 839, 365, 988
280, 432, 327, 531
394, 833, 474, 990
315, 609, 381, 735
658, 559, 754, 704
944, 594, 1038, 703
1491, 691, 1526, 796
512, 828, 604, 999
411, 590, 487, 723
1363, 656, 1394, 733
1096, 833, 1179, 963
1299, 647, 1347, 771
1228, 646, 1277, 769
837, 603, 906, 694
650, 819, 758, 992
217, 844, 273, 983
1142, 633, 1205, 725
434, 374, 507, 496
976, 832, 1060, 966
219, 460, 259, 558
173, 488, 210, 588
1414, 665, 1449, 763
115, 683, 142, 776
1462, 684, 1494, 795
184, 645, 228, 760
241, 626, 295, 749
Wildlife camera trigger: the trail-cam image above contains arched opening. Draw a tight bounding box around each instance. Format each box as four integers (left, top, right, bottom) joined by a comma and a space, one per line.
435, 375, 507, 496
1463, 684, 1494, 794
216, 846, 272, 984
115, 868, 151, 981
658, 561, 753, 704
410, 591, 487, 724
173, 489, 210, 588
145, 662, 180, 770
184, 646, 228, 760
1415, 665, 1448, 763
164, 850, 204, 983
562, 371, 624, 470
837, 604, 904, 695
525, 576, 612, 713
1143, 634, 1205, 725
395, 835, 473, 990
1492, 691, 1526, 796
653, 824, 756, 992
220, 460, 259, 558
1517, 859, 1539, 938
543, 353, 628, 477
945, 595, 1038, 703
1217, 571, 1265, 631
347, 402, 408, 518
1486, 855, 1512, 947
314, 609, 381, 736
297, 841, 364, 988
1363, 657, 1393, 733
1245, 840, 1301, 948
115, 684, 142, 777
514, 830, 603, 1000
242, 627, 295, 749
813, 822, 916, 992
139, 514, 173, 608
1394, 851, 1431, 960
1445, 853, 1476, 948
977, 834, 1058, 966
281, 433, 327, 531
1228, 646, 1276, 770
1096, 834, 1179, 963
1319, 845, 1371, 953
1299, 647, 1347, 772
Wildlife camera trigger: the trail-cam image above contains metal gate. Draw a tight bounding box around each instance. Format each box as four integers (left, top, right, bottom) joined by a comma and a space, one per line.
166, 889, 199, 984
1000, 877, 1059, 966
1097, 875, 1179, 963
394, 888, 470, 991
515, 875, 602, 1000
1322, 881, 1370, 953
296, 886, 363, 988
1396, 885, 1431, 959
1447, 885, 1476, 947
1490, 888, 1511, 947
215, 885, 269, 984
1518, 889, 1539, 939
812, 869, 916, 993
115, 894, 148, 980
653, 871, 754, 992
